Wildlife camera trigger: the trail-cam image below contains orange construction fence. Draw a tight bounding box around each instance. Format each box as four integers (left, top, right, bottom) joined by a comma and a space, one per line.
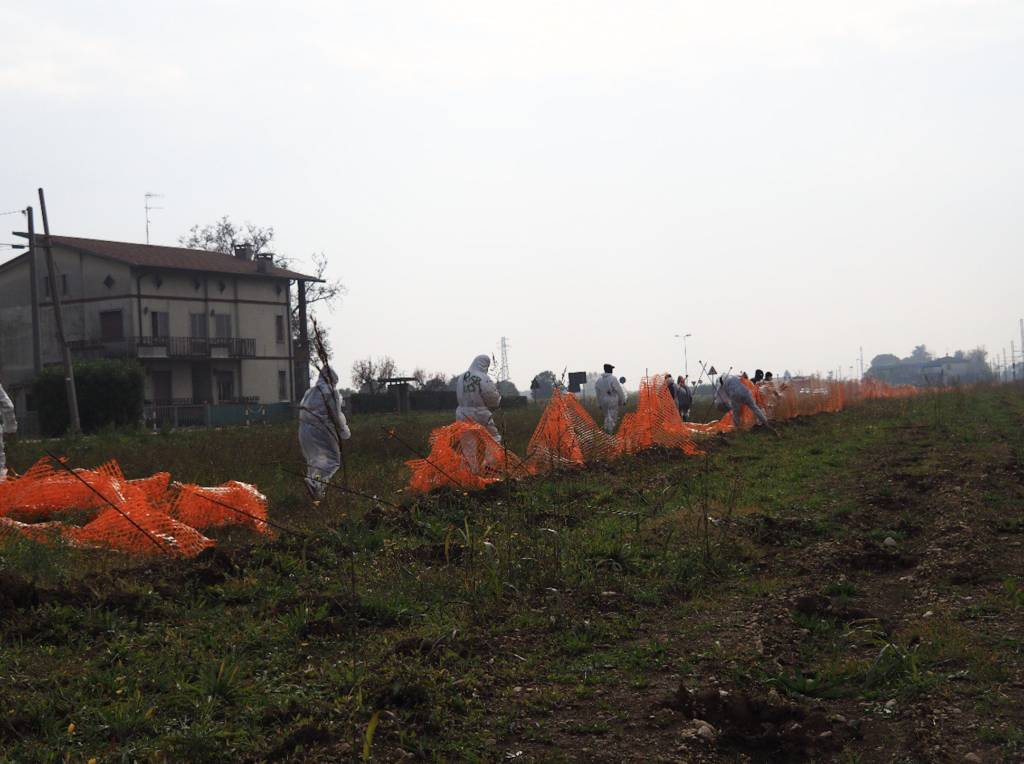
406, 375, 920, 493
0, 458, 270, 558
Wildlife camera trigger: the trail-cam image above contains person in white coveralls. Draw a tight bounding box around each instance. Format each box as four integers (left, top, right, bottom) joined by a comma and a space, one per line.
0, 381, 17, 482
455, 354, 502, 471
299, 366, 351, 501
594, 363, 627, 434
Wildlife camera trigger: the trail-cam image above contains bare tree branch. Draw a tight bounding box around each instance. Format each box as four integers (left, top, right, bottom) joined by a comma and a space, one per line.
351, 356, 398, 395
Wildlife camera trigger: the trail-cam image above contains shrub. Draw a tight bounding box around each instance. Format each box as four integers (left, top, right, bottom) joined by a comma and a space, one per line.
32, 359, 146, 436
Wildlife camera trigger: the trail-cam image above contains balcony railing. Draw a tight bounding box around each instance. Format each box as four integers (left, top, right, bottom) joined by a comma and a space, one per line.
145, 403, 210, 429
146, 396, 260, 406
69, 336, 257, 359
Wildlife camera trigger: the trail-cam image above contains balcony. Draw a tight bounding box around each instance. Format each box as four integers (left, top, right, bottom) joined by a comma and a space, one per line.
147, 396, 260, 406
70, 336, 257, 360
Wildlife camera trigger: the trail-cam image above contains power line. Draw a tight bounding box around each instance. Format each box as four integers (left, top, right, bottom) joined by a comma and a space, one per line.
0, 209, 27, 217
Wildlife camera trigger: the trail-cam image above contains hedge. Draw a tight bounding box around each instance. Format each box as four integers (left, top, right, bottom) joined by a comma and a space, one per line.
32, 359, 146, 436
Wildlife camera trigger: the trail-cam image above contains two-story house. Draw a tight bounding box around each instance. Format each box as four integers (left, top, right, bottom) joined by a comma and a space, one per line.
0, 234, 321, 432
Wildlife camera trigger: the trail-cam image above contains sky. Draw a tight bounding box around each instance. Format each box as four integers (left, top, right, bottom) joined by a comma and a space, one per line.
2, 1, 1023, 391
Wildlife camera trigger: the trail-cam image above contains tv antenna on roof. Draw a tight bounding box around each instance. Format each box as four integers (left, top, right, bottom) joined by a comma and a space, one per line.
145, 192, 164, 244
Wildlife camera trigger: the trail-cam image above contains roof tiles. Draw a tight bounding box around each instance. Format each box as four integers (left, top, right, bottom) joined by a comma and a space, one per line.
28, 235, 321, 281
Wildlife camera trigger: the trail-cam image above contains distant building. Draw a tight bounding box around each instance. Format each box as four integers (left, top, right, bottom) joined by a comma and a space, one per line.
920, 356, 971, 384
0, 235, 321, 432
868, 356, 974, 386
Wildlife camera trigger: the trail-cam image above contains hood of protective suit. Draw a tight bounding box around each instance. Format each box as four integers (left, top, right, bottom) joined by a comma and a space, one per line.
719, 373, 749, 397
468, 355, 491, 375
318, 366, 340, 388
457, 355, 500, 411
300, 365, 346, 427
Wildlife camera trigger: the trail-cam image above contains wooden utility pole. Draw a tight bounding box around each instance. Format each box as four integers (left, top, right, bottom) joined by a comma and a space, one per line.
296, 279, 310, 396
38, 188, 81, 434
27, 207, 42, 373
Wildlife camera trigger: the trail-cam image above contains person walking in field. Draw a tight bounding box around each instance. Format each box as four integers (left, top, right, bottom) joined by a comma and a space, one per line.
455, 354, 502, 442
299, 365, 351, 501
0, 381, 17, 482
595, 364, 628, 434
715, 371, 772, 431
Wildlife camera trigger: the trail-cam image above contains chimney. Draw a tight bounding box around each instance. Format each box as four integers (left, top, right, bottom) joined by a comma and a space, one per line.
233, 243, 253, 260
256, 254, 271, 274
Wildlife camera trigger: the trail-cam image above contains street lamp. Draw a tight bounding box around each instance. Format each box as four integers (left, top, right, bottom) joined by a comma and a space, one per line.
674, 334, 692, 378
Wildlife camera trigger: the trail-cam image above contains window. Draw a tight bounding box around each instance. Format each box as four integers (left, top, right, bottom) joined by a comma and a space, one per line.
189, 313, 207, 339
100, 310, 124, 341
214, 314, 232, 339
278, 371, 288, 401
151, 311, 169, 338
275, 315, 286, 343
43, 274, 69, 298
216, 371, 234, 402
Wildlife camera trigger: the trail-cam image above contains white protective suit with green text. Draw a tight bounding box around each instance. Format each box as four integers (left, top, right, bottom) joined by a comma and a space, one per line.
456, 355, 502, 442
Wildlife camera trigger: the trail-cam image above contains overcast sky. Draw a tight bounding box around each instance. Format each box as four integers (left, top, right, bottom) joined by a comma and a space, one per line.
3, 1, 1023, 390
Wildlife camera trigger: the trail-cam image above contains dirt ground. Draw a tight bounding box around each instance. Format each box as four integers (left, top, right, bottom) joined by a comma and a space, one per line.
473, 426, 1024, 764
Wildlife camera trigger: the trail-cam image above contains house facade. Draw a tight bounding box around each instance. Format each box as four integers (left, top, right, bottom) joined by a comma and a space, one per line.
0, 235, 320, 431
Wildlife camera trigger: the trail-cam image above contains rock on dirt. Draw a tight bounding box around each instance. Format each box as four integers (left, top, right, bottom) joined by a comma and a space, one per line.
666, 684, 862, 758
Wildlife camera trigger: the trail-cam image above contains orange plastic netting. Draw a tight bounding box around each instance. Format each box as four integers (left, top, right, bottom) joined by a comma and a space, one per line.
0, 458, 271, 557
522, 389, 619, 472
406, 419, 524, 494
406, 374, 923, 493
618, 375, 703, 456
169, 481, 271, 536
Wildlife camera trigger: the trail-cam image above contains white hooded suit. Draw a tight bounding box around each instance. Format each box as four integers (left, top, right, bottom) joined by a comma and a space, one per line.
594, 372, 627, 433
0, 383, 16, 482
456, 354, 502, 442
716, 373, 770, 428
299, 367, 351, 500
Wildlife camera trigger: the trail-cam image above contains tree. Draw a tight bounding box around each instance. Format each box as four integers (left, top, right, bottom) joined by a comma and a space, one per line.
966, 346, 989, 364
531, 370, 560, 399
351, 356, 398, 395
412, 367, 449, 392
869, 353, 901, 369
179, 217, 275, 256
906, 345, 933, 363
965, 346, 997, 383
497, 380, 520, 396
179, 217, 346, 358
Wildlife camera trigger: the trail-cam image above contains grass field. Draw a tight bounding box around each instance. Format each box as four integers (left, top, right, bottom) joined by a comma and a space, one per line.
2, 385, 1023, 763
